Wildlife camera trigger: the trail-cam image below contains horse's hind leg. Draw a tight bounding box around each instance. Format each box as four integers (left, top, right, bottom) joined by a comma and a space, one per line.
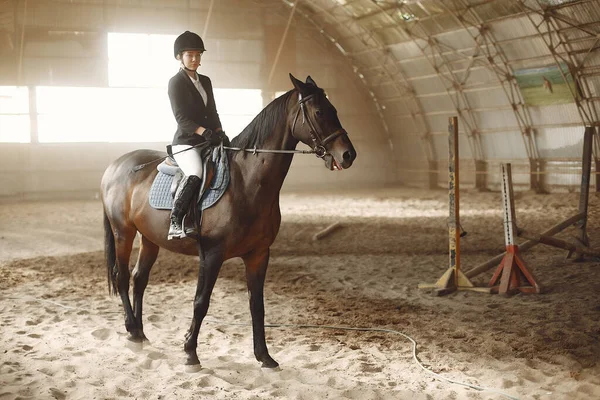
243, 248, 279, 368
131, 235, 159, 342
184, 247, 223, 365
114, 226, 137, 339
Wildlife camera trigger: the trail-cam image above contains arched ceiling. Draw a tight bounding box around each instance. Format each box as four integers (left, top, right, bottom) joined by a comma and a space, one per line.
263, 0, 600, 174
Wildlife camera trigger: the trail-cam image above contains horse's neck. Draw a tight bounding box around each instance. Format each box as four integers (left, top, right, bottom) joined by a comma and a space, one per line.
232, 106, 298, 203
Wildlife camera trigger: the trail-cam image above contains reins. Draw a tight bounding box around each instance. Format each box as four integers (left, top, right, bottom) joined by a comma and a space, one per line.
132, 89, 346, 172
131, 144, 316, 173
222, 146, 314, 155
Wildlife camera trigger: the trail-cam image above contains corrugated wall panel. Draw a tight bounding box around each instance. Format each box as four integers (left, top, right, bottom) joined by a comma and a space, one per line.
430, 132, 474, 162
489, 15, 539, 41
536, 126, 587, 159
418, 95, 455, 113
473, 1, 523, 22
374, 85, 411, 103
342, 114, 390, 140
465, 67, 502, 85
527, 103, 582, 125
385, 114, 422, 135
427, 113, 457, 133
435, 28, 478, 52
561, 2, 600, 25
389, 41, 424, 59
395, 133, 426, 162
464, 88, 510, 108
500, 36, 552, 63
480, 130, 528, 160
379, 26, 411, 45
394, 134, 429, 185
398, 58, 437, 78
410, 75, 446, 96
474, 109, 519, 131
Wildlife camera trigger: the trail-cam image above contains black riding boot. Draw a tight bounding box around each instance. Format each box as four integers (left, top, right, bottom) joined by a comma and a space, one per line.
168, 175, 201, 240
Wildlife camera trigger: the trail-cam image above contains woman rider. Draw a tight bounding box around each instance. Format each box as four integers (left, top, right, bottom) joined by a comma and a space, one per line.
167, 30, 229, 240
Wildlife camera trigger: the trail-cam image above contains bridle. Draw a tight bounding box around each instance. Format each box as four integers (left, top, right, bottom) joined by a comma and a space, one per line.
291, 92, 348, 159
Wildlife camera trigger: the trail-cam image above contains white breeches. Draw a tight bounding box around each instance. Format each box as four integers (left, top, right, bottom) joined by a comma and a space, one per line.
172, 144, 204, 178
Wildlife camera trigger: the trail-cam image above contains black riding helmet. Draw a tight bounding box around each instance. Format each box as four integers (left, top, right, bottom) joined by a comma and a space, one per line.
173, 31, 206, 59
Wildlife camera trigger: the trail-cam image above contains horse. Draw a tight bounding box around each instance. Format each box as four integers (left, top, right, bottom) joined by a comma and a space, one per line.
101, 74, 357, 368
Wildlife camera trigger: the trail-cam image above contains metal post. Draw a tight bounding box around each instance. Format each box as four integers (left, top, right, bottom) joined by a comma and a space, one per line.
501, 164, 517, 248
418, 117, 487, 294
575, 127, 593, 251
448, 116, 461, 288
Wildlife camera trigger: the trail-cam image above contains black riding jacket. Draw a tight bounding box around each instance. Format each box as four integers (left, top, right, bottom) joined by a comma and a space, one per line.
168, 69, 222, 146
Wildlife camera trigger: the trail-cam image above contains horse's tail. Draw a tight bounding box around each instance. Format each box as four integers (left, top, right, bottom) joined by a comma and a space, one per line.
103, 209, 118, 296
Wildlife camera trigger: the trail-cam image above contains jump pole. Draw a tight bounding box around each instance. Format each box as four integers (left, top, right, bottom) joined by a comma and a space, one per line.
489, 164, 541, 295
465, 126, 594, 279
418, 117, 489, 295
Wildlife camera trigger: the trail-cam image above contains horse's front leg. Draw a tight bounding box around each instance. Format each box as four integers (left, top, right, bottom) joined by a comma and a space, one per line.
243, 248, 278, 368
184, 245, 223, 365
131, 236, 159, 342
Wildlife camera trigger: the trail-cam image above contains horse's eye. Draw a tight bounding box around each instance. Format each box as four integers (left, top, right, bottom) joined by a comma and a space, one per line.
315, 109, 322, 117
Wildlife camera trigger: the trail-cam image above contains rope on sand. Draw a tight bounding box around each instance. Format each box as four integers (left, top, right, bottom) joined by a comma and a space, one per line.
8, 295, 519, 400
205, 319, 520, 400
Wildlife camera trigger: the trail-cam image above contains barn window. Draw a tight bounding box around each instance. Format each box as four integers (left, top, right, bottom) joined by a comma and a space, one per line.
33, 33, 263, 143
0, 86, 30, 143
36, 86, 174, 143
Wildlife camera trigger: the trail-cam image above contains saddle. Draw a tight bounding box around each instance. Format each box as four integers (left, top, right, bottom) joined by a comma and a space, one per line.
149, 146, 230, 213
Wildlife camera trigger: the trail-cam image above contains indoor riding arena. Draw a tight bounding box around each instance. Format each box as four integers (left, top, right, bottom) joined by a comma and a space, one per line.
1, 1, 600, 399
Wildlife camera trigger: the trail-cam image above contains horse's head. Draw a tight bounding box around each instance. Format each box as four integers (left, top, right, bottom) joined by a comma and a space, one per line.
289, 74, 357, 170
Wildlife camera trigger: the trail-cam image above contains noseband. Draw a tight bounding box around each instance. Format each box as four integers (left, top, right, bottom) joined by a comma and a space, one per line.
291, 92, 347, 159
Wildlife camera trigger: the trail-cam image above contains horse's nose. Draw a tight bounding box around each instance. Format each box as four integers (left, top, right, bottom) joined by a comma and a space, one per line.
341, 148, 356, 168
343, 150, 352, 162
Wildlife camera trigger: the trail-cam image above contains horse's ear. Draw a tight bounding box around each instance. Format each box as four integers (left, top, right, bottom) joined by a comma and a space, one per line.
289, 73, 307, 94
305, 75, 318, 87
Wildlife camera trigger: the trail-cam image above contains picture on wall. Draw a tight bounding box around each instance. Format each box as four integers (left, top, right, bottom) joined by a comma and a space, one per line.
513, 62, 579, 106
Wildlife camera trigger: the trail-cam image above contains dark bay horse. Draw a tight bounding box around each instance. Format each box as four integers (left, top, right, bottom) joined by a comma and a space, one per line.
101, 74, 357, 368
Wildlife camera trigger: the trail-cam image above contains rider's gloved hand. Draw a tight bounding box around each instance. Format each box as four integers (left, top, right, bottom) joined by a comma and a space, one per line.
202, 129, 221, 146
219, 131, 231, 147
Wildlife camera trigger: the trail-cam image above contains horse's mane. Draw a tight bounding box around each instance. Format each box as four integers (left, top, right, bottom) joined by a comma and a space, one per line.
230, 89, 295, 150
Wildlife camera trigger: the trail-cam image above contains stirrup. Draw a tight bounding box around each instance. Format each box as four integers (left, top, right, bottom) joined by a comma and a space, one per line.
167, 219, 184, 240
181, 214, 198, 238
168, 227, 183, 240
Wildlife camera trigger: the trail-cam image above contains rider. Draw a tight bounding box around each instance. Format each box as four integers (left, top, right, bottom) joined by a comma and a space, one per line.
167, 30, 230, 240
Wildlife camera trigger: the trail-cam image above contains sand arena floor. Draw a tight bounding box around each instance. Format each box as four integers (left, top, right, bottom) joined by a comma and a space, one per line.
1, 187, 599, 399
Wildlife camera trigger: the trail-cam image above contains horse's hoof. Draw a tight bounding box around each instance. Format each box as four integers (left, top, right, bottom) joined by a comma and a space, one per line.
184, 363, 203, 373
127, 331, 147, 343
259, 356, 279, 369
185, 354, 201, 366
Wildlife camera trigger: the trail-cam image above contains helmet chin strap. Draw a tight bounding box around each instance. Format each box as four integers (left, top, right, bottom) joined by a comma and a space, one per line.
181, 61, 200, 73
